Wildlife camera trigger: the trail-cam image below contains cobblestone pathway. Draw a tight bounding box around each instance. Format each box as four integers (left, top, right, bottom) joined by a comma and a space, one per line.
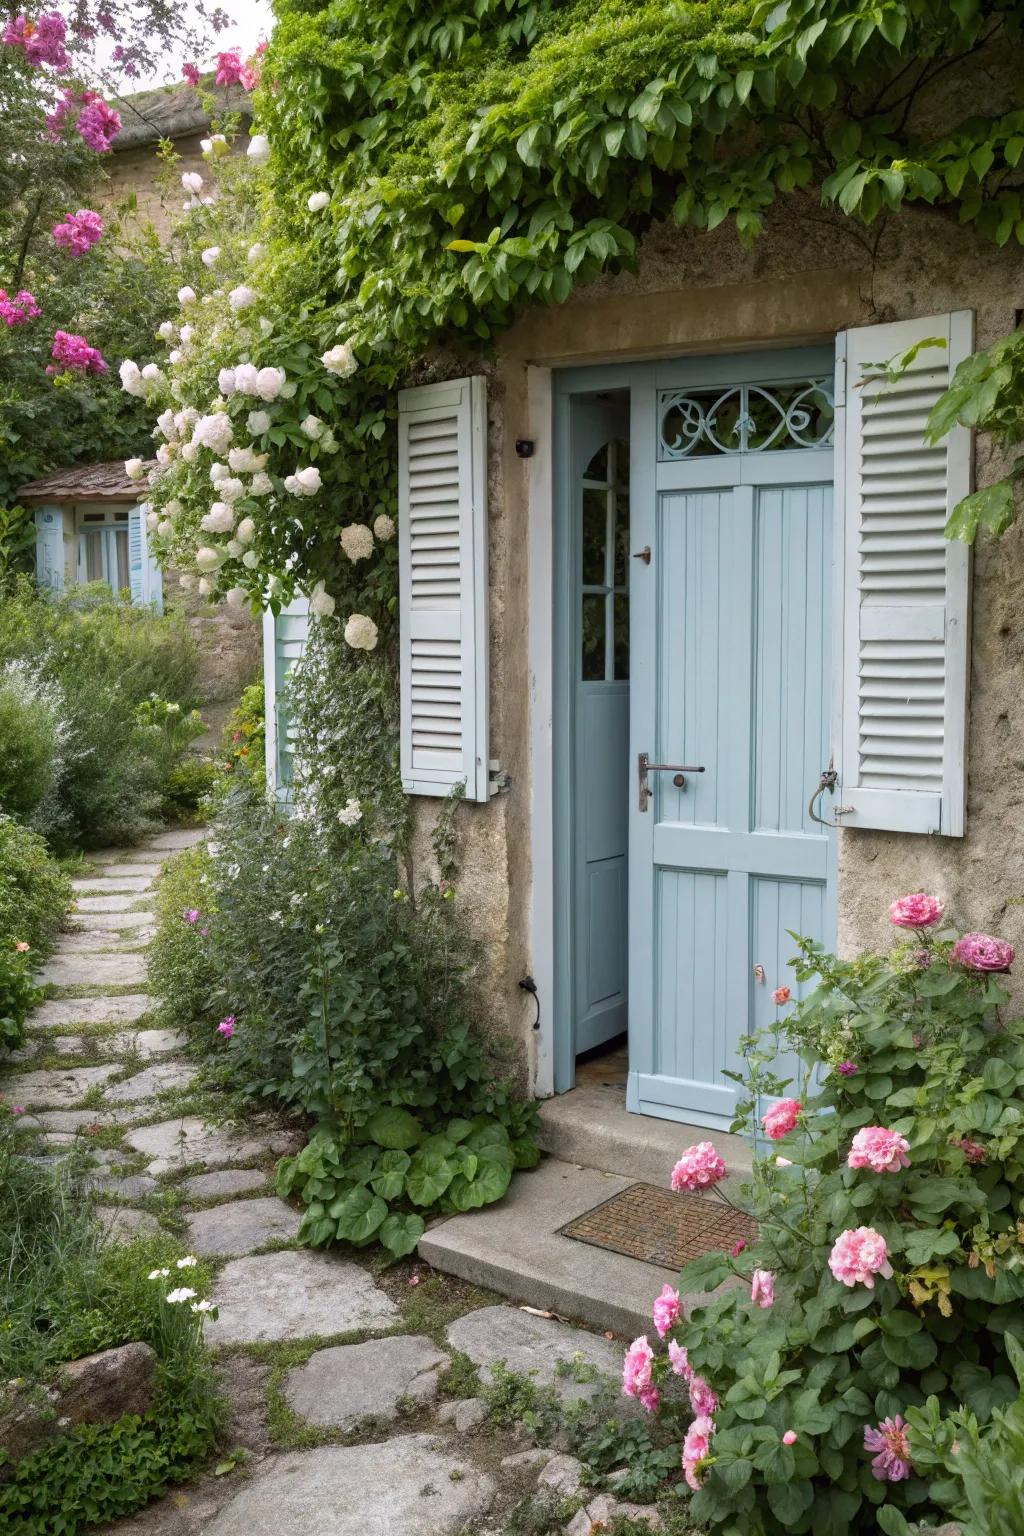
3, 829, 664, 1536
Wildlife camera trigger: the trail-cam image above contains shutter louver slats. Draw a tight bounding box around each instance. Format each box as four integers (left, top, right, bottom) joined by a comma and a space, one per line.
835, 312, 973, 836
399, 376, 490, 802
262, 596, 309, 802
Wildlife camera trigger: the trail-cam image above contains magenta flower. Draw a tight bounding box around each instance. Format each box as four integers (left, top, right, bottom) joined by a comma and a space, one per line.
772, 985, 790, 1005
837, 1060, 858, 1077
848, 1126, 911, 1175
668, 1340, 692, 1379
52, 209, 104, 256
217, 1015, 236, 1039
828, 1227, 893, 1289
76, 96, 121, 153
762, 1098, 801, 1141
750, 1269, 775, 1309
182, 61, 201, 86
652, 1283, 681, 1339
864, 1415, 912, 1482
622, 1336, 658, 1412
782, 1429, 797, 1446
47, 331, 107, 375
671, 1141, 727, 1192
889, 892, 944, 929
3, 11, 69, 68
12, 1105, 25, 1116
184, 909, 200, 924
953, 932, 1015, 972
730, 1237, 747, 1257
0, 289, 41, 326
215, 48, 244, 85
681, 1415, 715, 1491
688, 1373, 718, 1417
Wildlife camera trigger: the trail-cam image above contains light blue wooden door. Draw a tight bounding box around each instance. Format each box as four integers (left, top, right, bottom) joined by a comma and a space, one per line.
627, 351, 836, 1128
572, 395, 630, 1054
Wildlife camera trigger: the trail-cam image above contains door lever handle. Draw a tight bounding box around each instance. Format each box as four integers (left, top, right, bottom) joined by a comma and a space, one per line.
638, 752, 705, 812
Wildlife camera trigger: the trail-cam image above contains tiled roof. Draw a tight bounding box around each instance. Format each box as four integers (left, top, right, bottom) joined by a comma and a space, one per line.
17, 461, 155, 503
112, 80, 251, 152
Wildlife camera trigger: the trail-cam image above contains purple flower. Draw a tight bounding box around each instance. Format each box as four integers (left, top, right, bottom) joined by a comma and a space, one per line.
837, 1060, 858, 1077
184, 909, 200, 924
217, 1015, 236, 1039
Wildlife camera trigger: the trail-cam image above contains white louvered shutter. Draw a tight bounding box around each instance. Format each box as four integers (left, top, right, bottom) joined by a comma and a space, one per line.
128, 506, 145, 604
262, 595, 309, 801
140, 511, 163, 613
834, 311, 973, 836
398, 375, 490, 802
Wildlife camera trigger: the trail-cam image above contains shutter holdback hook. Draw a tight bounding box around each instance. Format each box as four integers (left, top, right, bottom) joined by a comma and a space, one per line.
808, 759, 854, 828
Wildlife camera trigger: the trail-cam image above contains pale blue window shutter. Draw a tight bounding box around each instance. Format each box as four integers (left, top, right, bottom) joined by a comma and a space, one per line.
262, 595, 309, 801
128, 505, 145, 604
398, 374, 490, 802
139, 511, 164, 613
34, 506, 66, 593
834, 311, 973, 836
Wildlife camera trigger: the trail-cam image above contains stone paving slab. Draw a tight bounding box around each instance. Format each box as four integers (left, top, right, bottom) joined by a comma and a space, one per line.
181, 1167, 269, 1200
57, 931, 153, 954
206, 1436, 494, 1536
107, 1028, 188, 1058
69, 911, 156, 932
24, 1107, 149, 1132
283, 1336, 448, 1430
73, 894, 147, 914
31, 995, 153, 1029
38, 952, 148, 987
446, 1306, 623, 1404
1, 1064, 121, 1108
104, 1061, 198, 1103
147, 829, 207, 851
89, 863, 163, 880
186, 1196, 302, 1257
72, 876, 154, 895
205, 1250, 398, 1345
7, 1034, 89, 1063
125, 1116, 287, 1176
97, 1206, 162, 1242
88, 1172, 160, 1200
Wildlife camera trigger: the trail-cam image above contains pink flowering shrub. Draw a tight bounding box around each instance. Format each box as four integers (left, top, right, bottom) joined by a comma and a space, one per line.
3, 11, 69, 68
52, 209, 104, 256
629, 912, 1024, 1533
47, 330, 108, 375
0, 289, 41, 326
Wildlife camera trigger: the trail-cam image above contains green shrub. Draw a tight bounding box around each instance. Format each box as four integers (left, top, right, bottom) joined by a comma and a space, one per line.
634, 913, 1024, 1535
0, 579, 200, 849
160, 757, 218, 823
0, 661, 67, 826
219, 680, 266, 791
147, 843, 216, 1037
0, 814, 72, 956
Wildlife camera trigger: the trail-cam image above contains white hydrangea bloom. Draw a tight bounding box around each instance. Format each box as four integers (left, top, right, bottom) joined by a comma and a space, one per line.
210, 462, 228, 483
246, 409, 270, 434
247, 134, 270, 165
242, 549, 259, 569
255, 367, 285, 401
236, 517, 256, 544
229, 285, 258, 312
338, 796, 362, 825
218, 477, 245, 503
229, 445, 267, 473
340, 522, 374, 562
218, 366, 236, 395
225, 586, 246, 607
202, 246, 221, 268
124, 457, 144, 480
321, 341, 357, 377
310, 580, 335, 617
233, 363, 259, 396
300, 414, 325, 439
307, 191, 330, 212
226, 538, 244, 557
156, 408, 176, 440
157, 320, 177, 341
157, 519, 172, 537
373, 513, 396, 542
177, 286, 197, 305
155, 443, 174, 467
168, 348, 183, 364
164, 497, 183, 517
249, 472, 272, 497
195, 546, 222, 571
179, 324, 194, 344
119, 359, 144, 397
344, 613, 378, 651
200, 503, 235, 534
181, 171, 203, 194
180, 442, 199, 462
247, 241, 267, 264
192, 414, 233, 455
146, 510, 160, 531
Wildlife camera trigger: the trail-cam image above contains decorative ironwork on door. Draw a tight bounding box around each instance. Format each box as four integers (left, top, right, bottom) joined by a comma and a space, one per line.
658, 378, 834, 460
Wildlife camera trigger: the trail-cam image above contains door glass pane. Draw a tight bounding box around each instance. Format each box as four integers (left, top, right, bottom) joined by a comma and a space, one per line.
614, 594, 629, 680
581, 594, 606, 681
614, 491, 629, 586
581, 487, 607, 585
114, 529, 130, 594
83, 531, 103, 582
584, 443, 608, 481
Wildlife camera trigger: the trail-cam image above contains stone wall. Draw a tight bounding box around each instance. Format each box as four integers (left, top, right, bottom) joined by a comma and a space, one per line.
412, 196, 1024, 1083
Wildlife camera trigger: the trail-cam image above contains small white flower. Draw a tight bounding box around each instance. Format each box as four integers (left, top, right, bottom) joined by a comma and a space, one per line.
307, 190, 330, 212
247, 409, 271, 435
227, 862, 241, 879
179, 324, 194, 345
218, 477, 246, 503
176, 1255, 198, 1269
168, 348, 183, 364
294, 466, 322, 496
233, 363, 259, 396
229, 285, 258, 312
201, 503, 235, 534
202, 246, 221, 268
178, 286, 197, 305
155, 407, 176, 439
119, 358, 144, 396
210, 462, 229, 483
229, 445, 267, 473
226, 538, 244, 557
191, 1299, 216, 1313
141, 363, 164, 384
290, 892, 305, 907
180, 441, 198, 463
148, 1267, 170, 1280
201, 134, 228, 158
247, 134, 271, 165
218, 366, 236, 395
300, 414, 324, 439
340, 523, 374, 562
157, 519, 172, 537
181, 171, 203, 194
269, 909, 282, 923
373, 513, 395, 542
146, 510, 160, 531
338, 797, 362, 826
124, 457, 144, 481
321, 341, 357, 377
310, 580, 335, 618
247, 241, 267, 264
344, 613, 378, 652
165, 1287, 197, 1305
198, 577, 212, 597
158, 320, 177, 341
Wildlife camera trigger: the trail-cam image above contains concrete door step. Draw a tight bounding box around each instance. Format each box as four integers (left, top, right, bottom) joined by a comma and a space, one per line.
536, 1083, 754, 1192
419, 1157, 677, 1339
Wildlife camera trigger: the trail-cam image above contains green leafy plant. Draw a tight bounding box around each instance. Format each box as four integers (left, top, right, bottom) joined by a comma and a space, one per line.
219, 680, 266, 790
628, 907, 1024, 1534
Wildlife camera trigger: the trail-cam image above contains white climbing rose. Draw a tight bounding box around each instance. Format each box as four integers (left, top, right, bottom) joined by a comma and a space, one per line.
344, 613, 378, 652
340, 523, 374, 562
247, 409, 271, 435
321, 341, 357, 377
124, 457, 144, 480
307, 190, 330, 212
310, 581, 335, 617
338, 797, 362, 826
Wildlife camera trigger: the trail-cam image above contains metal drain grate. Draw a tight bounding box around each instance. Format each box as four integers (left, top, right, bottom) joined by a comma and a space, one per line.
560, 1181, 756, 1269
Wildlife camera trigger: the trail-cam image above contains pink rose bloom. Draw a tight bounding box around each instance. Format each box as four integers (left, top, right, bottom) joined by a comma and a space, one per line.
731, 1238, 747, 1257
671, 1141, 727, 1192
848, 1126, 910, 1175
668, 1340, 692, 1380
652, 1284, 681, 1338
889, 892, 944, 929
782, 1430, 797, 1446
215, 48, 244, 85
954, 1136, 986, 1165
217, 1015, 236, 1039
772, 985, 790, 1005
622, 1336, 654, 1401
953, 933, 1015, 972
828, 1227, 893, 1289
682, 1415, 715, 1491
864, 1415, 912, 1482
688, 1373, 718, 1417
750, 1269, 775, 1309
52, 209, 104, 256
762, 1098, 801, 1141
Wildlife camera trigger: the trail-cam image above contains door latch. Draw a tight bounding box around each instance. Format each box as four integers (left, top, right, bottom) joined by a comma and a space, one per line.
808, 760, 854, 827
638, 753, 706, 812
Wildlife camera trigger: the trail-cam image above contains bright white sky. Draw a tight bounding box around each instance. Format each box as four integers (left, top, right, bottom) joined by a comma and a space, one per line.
98, 0, 276, 90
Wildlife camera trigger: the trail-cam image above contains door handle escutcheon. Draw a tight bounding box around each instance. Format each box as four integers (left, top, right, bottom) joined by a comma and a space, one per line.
638, 753, 706, 812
